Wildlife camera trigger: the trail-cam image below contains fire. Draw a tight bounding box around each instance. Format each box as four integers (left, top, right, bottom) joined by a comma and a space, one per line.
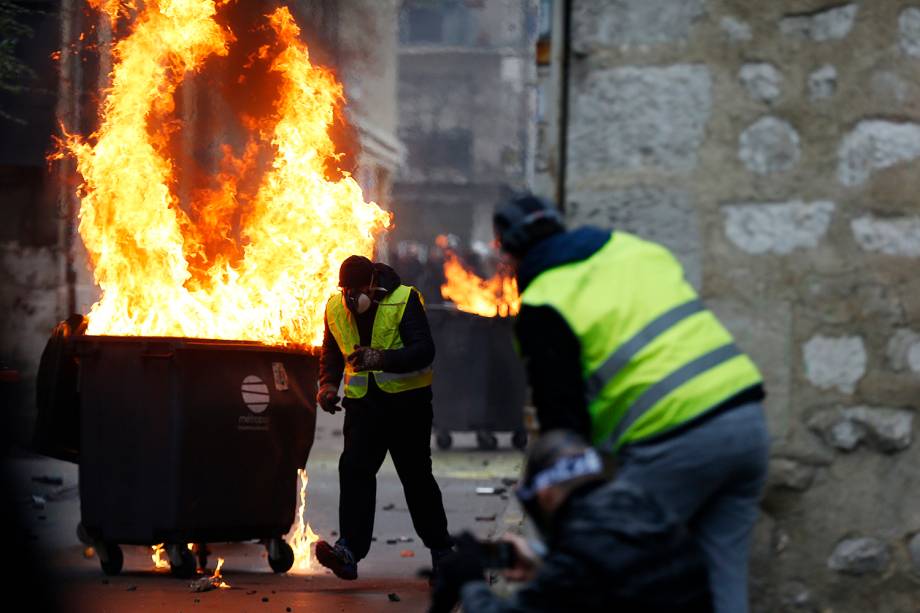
151, 543, 169, 570
211, 557, 231, 589
287, 468, 320, 572
437, 236, 520, 318
55, 0, 390, 347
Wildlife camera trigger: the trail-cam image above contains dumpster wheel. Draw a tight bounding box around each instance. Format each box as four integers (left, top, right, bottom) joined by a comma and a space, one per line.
267, 538, 295, 573
476, 430, 498, 451
98, 542, 123, 576
168, 544, 197, 579
193, 543, 208, 571
511, 428, 529, 450
435, 431, 453, 450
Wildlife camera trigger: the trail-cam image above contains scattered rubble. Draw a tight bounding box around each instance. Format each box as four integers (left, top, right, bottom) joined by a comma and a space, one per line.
476, 487, 506, 496
475, 515, 497, 522
382, 503, 395, 510
127, 585, 137, 591
31, 495, 46, 509
388, 593, 401, 602
400, 550, 414, 558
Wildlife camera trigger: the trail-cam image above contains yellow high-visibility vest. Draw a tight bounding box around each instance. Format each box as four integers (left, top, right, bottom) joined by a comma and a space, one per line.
521, 232, 763, 452
325, 285, 434, 398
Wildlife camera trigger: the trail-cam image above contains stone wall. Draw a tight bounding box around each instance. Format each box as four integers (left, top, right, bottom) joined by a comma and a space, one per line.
562, 1, 920, 610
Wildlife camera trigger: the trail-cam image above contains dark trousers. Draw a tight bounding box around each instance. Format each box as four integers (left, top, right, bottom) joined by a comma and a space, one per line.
339, 386, 450, 561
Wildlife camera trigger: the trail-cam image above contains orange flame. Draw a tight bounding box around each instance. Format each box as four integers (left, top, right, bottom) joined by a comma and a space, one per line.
211, 557, 231, 589
151, 543, 169, 570
437, 236, 520, 318
55, 0, 390, 347
287, 468, 320, 572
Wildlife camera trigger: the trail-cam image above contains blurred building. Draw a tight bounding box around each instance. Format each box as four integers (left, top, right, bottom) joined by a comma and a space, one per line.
0, 0, 402, 443
538, 2, 920, 611
391, 0, 537, 249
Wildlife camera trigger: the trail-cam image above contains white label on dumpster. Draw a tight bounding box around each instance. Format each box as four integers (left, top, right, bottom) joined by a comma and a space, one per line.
241, 375, 270, 414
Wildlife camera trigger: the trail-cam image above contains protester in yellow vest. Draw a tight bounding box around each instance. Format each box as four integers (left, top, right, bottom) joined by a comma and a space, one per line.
314, 255, 452, 581
493, 193, 770, 613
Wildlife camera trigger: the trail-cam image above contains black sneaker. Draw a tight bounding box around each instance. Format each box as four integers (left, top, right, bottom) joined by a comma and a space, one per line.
316, 539, 358, 580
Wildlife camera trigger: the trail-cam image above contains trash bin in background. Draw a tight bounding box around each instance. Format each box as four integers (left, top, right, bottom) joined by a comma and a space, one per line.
33, 322, 319, 578
427, 305, 528, 450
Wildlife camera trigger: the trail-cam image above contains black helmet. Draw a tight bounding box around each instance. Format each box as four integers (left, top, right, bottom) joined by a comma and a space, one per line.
493, 192, 564, 256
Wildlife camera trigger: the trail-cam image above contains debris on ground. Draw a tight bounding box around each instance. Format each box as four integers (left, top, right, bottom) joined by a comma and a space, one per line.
501, 478, 517, 487
331, 530, 338, 536
126, 585, 137, 592
190, 577, 215, 592
386, 538, 398, 545
262, 596, 270, 602
371, 537, 377, 542
382, 503, 395, 510
190, 558, 231, 592
246, 590, 257, 595
400, 550, 414, 558
31, 495, 46, 509
475, 487, 506, 496
31, 475, 64, 486
83, 546, 95, 559
398, 536, 413, 542
475, 515, 497, 522
388, 593, 401, 602
332, 429, 343, 437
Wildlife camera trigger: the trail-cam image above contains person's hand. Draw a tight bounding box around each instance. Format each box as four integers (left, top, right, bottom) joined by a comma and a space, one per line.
500, 532, 540, 582
428, 532, 485, 613
346, 345, 385, 372
316, 384, 341, 414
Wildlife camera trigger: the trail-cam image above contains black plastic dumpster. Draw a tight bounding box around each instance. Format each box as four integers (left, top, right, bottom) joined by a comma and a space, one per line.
33, 322, 318, 578
427, 305, 527, 450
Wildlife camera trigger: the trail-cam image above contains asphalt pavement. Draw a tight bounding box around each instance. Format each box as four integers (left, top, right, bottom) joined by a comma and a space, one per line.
5, 407, 526, 612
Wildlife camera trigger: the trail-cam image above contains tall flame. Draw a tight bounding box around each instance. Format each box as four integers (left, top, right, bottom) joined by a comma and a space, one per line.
437, 236, 520, 318
56, 0, 390, 347
287, 468, 320, 572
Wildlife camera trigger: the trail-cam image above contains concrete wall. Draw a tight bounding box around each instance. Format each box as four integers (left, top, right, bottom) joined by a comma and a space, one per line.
560, 1, 920, 610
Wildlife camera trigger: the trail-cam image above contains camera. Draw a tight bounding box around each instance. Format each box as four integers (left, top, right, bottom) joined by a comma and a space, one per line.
479, 540, 517, 569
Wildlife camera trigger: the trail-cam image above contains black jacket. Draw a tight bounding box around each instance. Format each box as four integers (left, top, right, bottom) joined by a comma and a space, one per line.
319, 263, 435, 401
460, 479, 713, 613
514, 227, 764, 442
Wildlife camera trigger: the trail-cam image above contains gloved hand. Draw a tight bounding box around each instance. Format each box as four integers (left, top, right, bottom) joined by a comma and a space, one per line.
428, 532, 485, 613
346, 345, 386, 372
316, 384, 341, 414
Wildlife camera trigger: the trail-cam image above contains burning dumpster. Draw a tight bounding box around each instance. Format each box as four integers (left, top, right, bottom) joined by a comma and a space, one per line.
34, 319, 319, 577
429, 240, 528, 450
37, 0, 392, 578
428, 306, 528, 450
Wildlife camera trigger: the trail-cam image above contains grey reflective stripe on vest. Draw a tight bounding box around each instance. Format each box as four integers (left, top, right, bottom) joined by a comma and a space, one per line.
346, 372, 368, 386
585, 299, 705, 404
374, 366, 433, 383
602, 342, 742, 452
